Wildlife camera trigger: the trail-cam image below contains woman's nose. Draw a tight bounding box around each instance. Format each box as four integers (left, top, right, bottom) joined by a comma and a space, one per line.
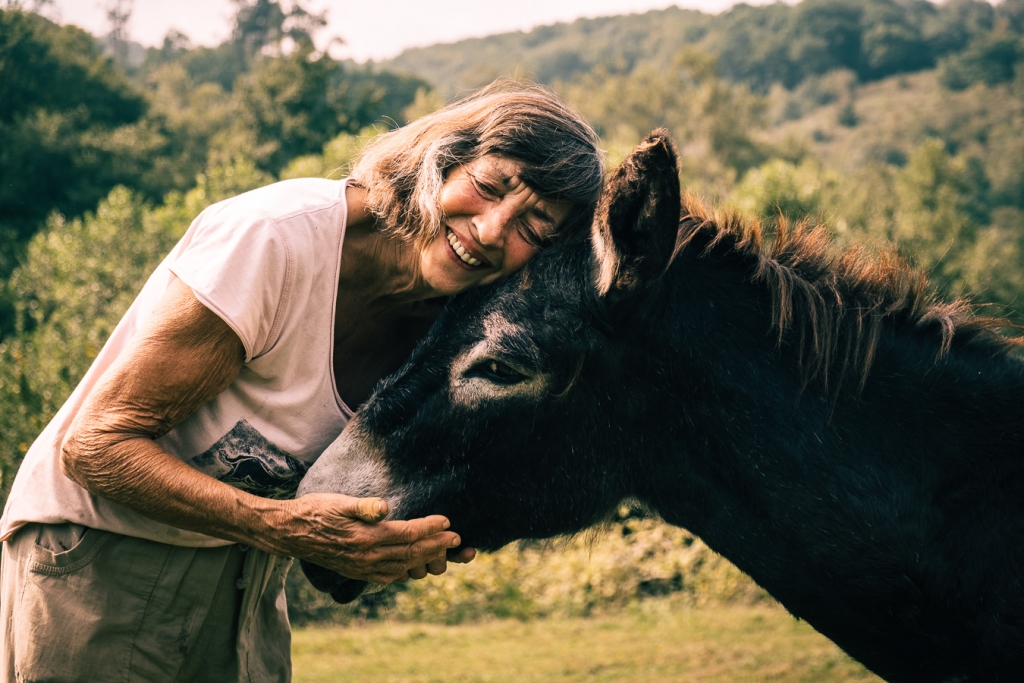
475, 201, 517, 247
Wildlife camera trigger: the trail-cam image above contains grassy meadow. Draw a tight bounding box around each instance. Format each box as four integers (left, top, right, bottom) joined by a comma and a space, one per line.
292, 603, 880, 683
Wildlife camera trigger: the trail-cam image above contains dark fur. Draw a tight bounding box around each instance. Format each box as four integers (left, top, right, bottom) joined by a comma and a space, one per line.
299, 131, 1024, 682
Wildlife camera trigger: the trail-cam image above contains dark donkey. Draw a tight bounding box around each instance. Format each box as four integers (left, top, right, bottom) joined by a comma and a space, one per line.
298, 131, 1024, 682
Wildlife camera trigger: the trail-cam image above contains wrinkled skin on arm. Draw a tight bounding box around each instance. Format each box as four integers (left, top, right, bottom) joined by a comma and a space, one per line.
60, 277, 468, 584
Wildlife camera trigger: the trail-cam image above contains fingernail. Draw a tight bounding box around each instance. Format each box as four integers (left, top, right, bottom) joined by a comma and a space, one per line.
442, 519, 451, 530
377, 500, 387, 515
450, 535, 461, 547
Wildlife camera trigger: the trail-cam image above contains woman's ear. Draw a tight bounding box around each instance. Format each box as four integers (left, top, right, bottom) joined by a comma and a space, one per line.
592, 129, 681, 298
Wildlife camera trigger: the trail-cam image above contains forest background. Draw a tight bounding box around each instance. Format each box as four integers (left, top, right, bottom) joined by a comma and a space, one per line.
2, 0, 1023, 629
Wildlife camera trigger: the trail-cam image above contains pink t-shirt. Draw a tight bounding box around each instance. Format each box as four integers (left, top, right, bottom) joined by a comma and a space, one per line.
1, 178, 354, 546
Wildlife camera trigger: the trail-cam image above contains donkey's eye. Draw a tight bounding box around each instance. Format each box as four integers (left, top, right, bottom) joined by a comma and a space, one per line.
469, 359, 527, 385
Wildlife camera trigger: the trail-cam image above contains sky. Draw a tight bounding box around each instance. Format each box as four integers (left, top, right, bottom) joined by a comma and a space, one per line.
47, 0, 791, 63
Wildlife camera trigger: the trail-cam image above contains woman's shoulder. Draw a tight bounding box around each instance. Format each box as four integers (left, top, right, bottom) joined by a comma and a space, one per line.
207, 177, 348, 226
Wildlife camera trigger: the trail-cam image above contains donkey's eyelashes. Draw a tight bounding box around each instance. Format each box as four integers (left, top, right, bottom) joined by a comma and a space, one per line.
465, 358, 529, 385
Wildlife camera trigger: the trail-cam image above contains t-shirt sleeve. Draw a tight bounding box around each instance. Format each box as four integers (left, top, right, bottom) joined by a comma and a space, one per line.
168, 200, 294, 362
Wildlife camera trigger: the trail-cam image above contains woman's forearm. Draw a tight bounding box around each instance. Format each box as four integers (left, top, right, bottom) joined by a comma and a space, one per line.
61, 429, 284, 550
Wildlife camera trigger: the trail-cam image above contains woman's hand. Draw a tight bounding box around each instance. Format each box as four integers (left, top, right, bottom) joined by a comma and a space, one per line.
261, 492, 471, 584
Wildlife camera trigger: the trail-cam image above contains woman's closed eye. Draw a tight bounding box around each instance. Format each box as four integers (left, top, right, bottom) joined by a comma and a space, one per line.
516, 222, 547, 248
468, 174, 502, 200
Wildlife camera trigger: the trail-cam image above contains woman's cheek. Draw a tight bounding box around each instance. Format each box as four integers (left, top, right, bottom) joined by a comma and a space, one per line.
439, 180, 482, 217
500, 237, 540, 276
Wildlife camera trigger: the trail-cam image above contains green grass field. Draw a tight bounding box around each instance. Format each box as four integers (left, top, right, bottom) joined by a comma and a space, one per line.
292, 603, 881, 682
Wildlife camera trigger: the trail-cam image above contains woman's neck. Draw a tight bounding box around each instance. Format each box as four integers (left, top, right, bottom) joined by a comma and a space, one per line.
342, 183, 437, 308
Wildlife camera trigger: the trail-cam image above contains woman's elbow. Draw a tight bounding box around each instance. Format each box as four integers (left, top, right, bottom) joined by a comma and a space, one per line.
59, 426, 114, 491
60, 429, 91, 487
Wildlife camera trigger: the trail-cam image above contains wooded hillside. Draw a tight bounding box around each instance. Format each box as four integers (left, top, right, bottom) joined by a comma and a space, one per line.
385, 0, 1024, 94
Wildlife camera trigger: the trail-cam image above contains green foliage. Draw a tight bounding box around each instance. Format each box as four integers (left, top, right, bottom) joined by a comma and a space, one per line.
237, 48, 425, 175
140, 63, 243, 191
939, 33, 1023, 90
236, 45, 350, 174
0, 9, 149, 251
561, 51, 769, 197
837, 101, 859, 127
231, 0, 326, 63
383, 0, 1019, 95
136, 0, 326, 90
0, 10, 143, 128
731, 158, 838, 224
890, 140, 1019, 301
279, 130, 375, 181
1002, 0, 1024, 34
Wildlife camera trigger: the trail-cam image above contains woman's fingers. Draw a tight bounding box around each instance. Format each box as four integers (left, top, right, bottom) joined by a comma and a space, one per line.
321, 493, 389, 523
448, 547, 477, 563
361, 531, 460, 564
373, 515, 451, 544
425, 557, 448, 575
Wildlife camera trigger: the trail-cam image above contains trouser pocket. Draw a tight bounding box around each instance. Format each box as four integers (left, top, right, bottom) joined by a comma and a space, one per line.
27, 523, 109, 575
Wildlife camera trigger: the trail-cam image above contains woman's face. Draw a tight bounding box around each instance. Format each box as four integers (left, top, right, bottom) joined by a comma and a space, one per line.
418, 155, 575, 296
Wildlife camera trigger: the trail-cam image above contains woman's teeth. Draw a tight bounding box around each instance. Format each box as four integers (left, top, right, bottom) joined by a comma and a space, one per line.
447, 229, 483, 267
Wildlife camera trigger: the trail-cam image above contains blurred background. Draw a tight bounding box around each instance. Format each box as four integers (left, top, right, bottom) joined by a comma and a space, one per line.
2, 0, 1022, 679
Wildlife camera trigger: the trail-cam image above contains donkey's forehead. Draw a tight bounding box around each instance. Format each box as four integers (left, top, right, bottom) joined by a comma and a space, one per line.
483, 310, 525, 339
481, 310, 543, 360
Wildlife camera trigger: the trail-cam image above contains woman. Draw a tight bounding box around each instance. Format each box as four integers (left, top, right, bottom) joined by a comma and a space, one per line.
0, 81, 603, 682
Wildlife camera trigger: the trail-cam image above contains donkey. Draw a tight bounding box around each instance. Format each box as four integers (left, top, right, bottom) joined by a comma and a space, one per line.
298, 131, 1024, 682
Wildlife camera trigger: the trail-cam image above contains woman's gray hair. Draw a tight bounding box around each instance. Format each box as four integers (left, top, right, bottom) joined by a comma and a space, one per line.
351, 79, 604, 247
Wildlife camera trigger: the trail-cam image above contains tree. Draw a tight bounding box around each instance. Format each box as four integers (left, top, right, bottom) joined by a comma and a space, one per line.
235, 44, 349, 174
859, 21, 931, 79
103, 0, 133, 67
231, 0, 326, 63
788, 0, 864, 76
236, 45, 426, 175
731, 158, 838, 224
0, 10, 150, 247
888, 140, 1002, 301
939, 33, 1023, 90
998, 0, 1024, 34
925, 0, 995, 56
561, 50, 769, 197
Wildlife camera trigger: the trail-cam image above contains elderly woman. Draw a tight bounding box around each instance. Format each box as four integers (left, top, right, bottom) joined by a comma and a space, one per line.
0, 82, 603, 682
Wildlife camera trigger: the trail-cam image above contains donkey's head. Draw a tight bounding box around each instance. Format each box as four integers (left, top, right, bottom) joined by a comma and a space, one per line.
298, 131, 682, 601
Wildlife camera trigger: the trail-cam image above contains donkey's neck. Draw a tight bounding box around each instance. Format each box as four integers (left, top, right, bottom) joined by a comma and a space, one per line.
630, 242, 1024, 680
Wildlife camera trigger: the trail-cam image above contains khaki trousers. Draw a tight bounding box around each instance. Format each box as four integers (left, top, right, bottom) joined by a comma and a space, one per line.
0, 523, 292, 683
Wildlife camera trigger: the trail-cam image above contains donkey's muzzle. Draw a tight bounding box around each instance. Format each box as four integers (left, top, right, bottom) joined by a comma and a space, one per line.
299, 559, 368, 604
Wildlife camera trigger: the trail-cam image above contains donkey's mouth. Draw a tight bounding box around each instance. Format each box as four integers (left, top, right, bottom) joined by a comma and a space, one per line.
299, 559, 368, 603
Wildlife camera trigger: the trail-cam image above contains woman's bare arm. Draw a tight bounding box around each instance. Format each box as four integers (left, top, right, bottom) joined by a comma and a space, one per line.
60, 277, 462, 584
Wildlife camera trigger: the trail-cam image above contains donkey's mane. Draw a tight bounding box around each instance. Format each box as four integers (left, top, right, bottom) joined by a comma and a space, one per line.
673, 192, 1023, 394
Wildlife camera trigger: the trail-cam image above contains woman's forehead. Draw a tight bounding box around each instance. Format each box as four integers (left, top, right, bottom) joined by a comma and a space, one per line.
465, 155, 523, 178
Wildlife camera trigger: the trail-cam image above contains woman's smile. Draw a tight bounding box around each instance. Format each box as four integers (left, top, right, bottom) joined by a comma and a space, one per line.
445, 226, 490, 269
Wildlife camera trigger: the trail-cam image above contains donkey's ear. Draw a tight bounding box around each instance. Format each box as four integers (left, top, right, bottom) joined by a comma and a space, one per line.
592, 129, 681, 298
